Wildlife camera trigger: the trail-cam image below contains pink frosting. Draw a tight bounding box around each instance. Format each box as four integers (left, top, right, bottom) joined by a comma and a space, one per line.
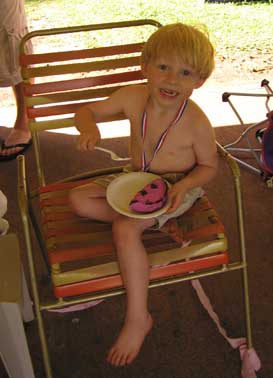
129, 178, 168, 213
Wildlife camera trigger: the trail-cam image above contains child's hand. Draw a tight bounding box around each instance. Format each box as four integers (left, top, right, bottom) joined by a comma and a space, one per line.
76, 130, 101, 151
166, 182, 188, 214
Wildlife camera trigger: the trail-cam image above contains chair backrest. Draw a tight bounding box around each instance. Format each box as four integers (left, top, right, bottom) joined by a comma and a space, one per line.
20, 19, 161, 186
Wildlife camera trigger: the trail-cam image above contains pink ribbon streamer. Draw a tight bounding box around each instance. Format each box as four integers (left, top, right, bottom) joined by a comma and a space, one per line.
47, 299, 104, 313
191, 279, 261, 377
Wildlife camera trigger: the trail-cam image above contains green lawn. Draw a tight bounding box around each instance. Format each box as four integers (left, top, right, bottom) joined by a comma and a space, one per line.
25, 0, 272, 59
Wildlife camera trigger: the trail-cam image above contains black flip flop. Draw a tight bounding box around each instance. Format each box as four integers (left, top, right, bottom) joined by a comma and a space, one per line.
0, 139, 32, 162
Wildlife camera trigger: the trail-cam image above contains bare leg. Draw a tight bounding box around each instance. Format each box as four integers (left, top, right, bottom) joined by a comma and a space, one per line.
107, 216, 155, 366
70, 183, 155, 365
0, 82, 31, 157
69, 183, 120, 222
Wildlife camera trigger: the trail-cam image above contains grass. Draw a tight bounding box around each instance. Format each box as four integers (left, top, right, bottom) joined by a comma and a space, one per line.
25, 0, 273, 59
1, 0, 272, 109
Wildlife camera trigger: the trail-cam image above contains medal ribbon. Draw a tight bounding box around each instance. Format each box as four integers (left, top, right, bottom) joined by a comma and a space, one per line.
141, 99, 188, 172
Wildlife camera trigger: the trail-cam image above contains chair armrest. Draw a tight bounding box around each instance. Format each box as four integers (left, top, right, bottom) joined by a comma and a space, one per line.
216, 143, 247, 262
216, 141, 240, 179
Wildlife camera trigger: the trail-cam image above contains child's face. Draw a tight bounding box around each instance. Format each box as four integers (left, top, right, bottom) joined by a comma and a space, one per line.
142, 53, 204, 106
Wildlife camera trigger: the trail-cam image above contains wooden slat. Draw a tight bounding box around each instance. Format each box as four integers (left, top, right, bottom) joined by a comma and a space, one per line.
44, 220, 110, 233
184, 223, 225, 240
49, 243, 115, 264
52, 241, 228, 286
22, 56, 141, 79
27, 101, 125, 119
28, 112, 126, 131
20, 43, 144, 66
24, 70, 144, 96
25, 86, 124, 106
27, 101, 90, 118
53, 252, 229, 298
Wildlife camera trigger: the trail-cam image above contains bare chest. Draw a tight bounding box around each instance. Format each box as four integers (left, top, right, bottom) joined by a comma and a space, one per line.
131, 116, 195, 172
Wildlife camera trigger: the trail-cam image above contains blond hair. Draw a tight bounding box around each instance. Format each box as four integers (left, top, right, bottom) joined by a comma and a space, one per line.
141, 23, 215, 80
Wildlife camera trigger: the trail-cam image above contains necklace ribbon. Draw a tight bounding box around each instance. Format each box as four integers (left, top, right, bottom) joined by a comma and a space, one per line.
141, 99, 188, 172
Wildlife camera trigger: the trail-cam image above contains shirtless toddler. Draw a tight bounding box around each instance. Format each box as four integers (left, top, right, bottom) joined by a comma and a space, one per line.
69, 22, 218, 367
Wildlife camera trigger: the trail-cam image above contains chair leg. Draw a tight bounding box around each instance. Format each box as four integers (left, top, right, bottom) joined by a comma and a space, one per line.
28, 200, 51, 274
241, 265, 253, 349
20, 209, 53, 377
36, 309, 53, 378
234, 170, 253, 349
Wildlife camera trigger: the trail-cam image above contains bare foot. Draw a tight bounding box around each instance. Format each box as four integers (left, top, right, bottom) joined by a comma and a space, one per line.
107, 313, 153, 366
0, 129, 31, 157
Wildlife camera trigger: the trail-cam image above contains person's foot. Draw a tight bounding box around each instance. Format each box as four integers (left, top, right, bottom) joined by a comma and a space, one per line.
0, 129, 31, 159
107, 313, 153, 366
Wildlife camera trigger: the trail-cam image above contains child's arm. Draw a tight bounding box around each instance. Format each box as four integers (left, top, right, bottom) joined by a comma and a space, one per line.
167, 120, 218, 213
74, 87, 130, 151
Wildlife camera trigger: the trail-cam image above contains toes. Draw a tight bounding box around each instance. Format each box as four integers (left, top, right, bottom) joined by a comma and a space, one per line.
107, 348, 131, 367
107, 348, 137, 367
126, 351, 136, 365
119, 354, 129, 366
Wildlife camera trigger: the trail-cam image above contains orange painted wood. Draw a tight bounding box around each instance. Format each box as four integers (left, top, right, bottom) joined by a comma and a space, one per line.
47, 233, 176, 264
149, 252, 228, 280
40, 196, 69, 206
41, 211, 78, 223
44, 224, 105, 239
24, 70, 144, 96
48, 242, 115, 264
27, 102, 92, 118
54, 274, 123, 298
53, 252, 229, 298
20, 43, 144, 65
184, 223, 225, 240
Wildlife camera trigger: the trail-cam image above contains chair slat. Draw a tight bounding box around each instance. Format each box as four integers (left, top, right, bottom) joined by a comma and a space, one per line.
25, 86, 123, 106
52, 243, 228, 287
20, 43, 144, 66
49, 242, 115, 264
27, 101, 91, 118
22, 56, 141, 79
28, 113, 126, 131
53, 252, 229, 298
24, 70, 144, 96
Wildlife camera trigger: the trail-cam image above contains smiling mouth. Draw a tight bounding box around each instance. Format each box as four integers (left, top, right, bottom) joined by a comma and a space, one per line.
160, 88, 178, 97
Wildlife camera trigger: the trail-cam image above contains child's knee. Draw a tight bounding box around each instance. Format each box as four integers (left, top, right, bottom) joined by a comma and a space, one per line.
68, 188, 84, 216
112, 218, 141, 245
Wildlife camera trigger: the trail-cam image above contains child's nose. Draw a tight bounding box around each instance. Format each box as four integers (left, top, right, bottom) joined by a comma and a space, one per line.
166, 71, 177, 84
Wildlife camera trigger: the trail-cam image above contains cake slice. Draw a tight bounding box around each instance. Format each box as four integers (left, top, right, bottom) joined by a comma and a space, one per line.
129, 178, 168, 214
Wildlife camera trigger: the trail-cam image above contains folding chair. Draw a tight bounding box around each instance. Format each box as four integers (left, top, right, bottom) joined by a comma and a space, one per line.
222, 79, 273, 187
17, 19, 260, 377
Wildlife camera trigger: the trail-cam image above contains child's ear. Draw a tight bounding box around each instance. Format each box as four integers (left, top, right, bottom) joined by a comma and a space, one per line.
194, 79, 205, 89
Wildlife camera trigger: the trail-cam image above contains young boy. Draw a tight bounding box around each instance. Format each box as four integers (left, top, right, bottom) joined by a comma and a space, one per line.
69, 23, 218, 367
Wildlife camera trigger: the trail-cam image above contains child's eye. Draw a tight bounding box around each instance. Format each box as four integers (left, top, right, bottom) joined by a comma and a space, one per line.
158, 64, 168, 71
180, 69, 191, 76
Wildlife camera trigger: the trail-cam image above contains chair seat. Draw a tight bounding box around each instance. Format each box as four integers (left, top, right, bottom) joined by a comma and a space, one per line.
39, 172, 228, 298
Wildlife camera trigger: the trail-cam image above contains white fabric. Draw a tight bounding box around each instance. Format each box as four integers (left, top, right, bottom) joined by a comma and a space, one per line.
155, 187, 204, 228
0, 0, 32, 87
0, 191, 9, 235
